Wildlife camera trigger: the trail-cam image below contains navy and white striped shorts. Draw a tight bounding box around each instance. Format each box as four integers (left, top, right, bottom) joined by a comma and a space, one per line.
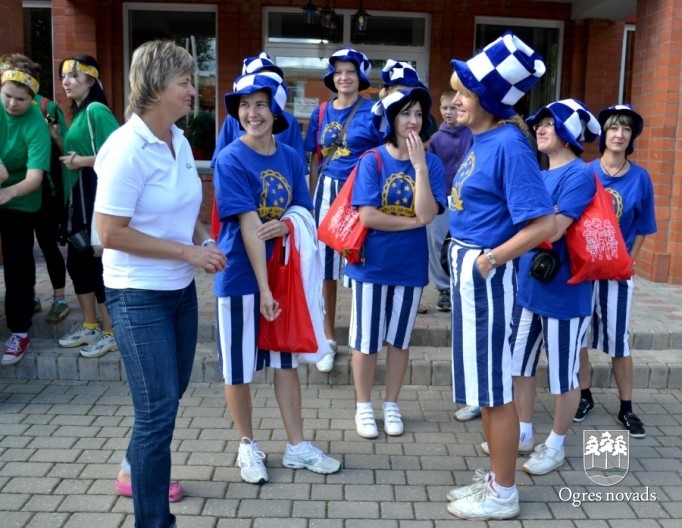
510, 305, 590, 394
347, 279, 422, 354
313, 174, 344, 280
589, 278, 634, 358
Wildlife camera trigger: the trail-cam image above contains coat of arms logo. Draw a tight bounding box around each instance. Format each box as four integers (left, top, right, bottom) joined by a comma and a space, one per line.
583, 430, 629, 486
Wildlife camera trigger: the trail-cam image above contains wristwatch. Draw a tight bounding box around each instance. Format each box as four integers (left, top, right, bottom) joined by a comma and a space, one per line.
486, 251, 498, 268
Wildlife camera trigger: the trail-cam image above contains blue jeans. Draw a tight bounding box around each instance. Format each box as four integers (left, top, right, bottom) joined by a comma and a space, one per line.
106, 282, 197, 528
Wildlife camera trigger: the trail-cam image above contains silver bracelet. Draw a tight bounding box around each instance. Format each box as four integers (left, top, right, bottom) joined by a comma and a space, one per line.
200, 238, 216, 247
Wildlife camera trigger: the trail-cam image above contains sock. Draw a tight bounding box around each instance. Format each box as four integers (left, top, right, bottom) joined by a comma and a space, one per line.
287, 441, 310, 454
519, 422, 533, 442
383, 401, 399, 411
83, 322, 99, 330
356, 401, 372, 412
490, 477, 516, 499
13, 332, 28, 339
55, 298, 67, 305
581, 388, 593, 402
544, 430, 565, 452
620, 400, 633, 415
104, 331, 114, 337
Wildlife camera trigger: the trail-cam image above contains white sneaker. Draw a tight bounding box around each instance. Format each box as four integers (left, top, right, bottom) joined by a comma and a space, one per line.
480, 436, 534, 455
59, 323, 101, 348
447, 468, 488, 501
237, 438, 268, 484
355, 407, 379, 438
80, 333, 118, 358
447, 478, 520, 520
282, 441, 341, 474
454, 405, 482, 422
522, 443, 565, 475
382, 404, 404, 436
316, 340, 337, 372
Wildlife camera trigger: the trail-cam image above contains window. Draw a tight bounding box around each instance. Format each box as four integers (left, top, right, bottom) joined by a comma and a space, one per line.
620, 25, 635, 104
475, 18, 563, 119
124, 3, 217, 162
264, 8, 431, 135
22, 1, 54, 99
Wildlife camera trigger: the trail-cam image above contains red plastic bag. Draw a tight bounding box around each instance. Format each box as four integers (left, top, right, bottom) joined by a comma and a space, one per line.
565, 175, 634, 285
210, 199, 220, 240
258, 219, 318, 353
317, 150, 381, 264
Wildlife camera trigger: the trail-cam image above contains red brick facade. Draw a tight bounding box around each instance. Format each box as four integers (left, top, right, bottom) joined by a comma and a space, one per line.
2, 0, 680, 284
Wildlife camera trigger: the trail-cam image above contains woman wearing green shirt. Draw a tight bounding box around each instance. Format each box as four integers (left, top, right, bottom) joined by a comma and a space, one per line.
0, 61, 51, 366
51, 55, 119, 359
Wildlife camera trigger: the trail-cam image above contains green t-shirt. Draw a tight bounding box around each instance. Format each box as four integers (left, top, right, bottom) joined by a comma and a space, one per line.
63, 102, 119, 190
0, 102, 51, 212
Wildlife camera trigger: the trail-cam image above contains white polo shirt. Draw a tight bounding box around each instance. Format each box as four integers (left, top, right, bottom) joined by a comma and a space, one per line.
94, 113, 201, 290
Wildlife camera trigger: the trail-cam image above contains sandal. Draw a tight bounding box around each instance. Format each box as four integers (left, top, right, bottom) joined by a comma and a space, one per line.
115, 478, 184, 503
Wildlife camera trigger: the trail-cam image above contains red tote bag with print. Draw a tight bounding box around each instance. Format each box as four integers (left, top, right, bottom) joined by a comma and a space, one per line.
258, 219, 318, 353
565, 175, 634, 285
317, 150, 381, 264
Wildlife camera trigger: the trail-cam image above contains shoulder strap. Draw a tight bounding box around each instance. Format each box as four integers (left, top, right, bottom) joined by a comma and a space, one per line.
40, 97, 50, 118
315, 101, 328, 164
318, 97, 364, 175
85, 104, 97, 154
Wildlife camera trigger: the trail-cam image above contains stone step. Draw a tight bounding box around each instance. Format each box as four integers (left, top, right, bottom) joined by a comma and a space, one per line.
1, 338, 680, 389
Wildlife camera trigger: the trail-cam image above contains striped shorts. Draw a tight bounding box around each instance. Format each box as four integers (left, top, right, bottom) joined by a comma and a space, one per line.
215, 295, 298, 385
313, 174, 345, 280
449, 242, 515, 408
590, 278, 634, 358
510, 305, 590, 394
347, 279, 422, 354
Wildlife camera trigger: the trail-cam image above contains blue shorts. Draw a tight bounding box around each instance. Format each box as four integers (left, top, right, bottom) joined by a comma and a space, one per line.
313, 174, 344, 280
510, 305, 590, 394
589, 278, 634, 358
347, 279, 421, 354
449, 242, 515, 408
215, 295, 298, 385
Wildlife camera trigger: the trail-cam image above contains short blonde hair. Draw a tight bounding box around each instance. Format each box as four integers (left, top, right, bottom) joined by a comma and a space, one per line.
127, 40, 195, 118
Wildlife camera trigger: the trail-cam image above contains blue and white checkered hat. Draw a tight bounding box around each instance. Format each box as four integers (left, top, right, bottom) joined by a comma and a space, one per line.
323, 47, 371, 92
526, 99, 600, 153
371, 87, 432, 140
597, 104, 644, 155
381, 59, 425, 88
224, 71, 290, 134
451, 31, 545, 119
242, 51, 284, 78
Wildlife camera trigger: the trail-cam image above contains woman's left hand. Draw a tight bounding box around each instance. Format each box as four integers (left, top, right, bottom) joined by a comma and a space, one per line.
60, 151, 80, 171
257, 219, 289, 241
188, 244, 227, 274
406, 130, 427, 172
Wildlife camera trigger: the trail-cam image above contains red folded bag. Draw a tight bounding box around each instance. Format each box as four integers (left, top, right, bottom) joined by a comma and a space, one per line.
565, 174, 634, 285
317, 149, 381, 264
258, 218, 318, 353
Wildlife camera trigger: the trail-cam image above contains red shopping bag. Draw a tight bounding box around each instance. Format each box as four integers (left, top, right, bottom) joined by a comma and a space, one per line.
566, 175, 634, 284
317, 150, 381, 264
258, 219, 318, 353
210, 199, 220, 240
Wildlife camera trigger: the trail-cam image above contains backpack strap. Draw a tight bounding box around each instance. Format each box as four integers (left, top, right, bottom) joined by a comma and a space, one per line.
40, 97, 50, 118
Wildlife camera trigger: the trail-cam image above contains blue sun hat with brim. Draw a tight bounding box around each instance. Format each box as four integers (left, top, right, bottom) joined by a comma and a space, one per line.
371, 87, 432, 140
224, 71, 290, 134
451, 30, 546, 119
597, 104, 644, 155
381, 59, 425, 89
526, 98, 600, 154
323, 47, 371, 92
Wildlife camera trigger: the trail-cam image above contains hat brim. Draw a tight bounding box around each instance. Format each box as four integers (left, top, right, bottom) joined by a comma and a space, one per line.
383, 87, 433, 140
597, 107, 643, 155
323, 57, 371, 93
451, 59, 515, 119
224, 87, 289, 135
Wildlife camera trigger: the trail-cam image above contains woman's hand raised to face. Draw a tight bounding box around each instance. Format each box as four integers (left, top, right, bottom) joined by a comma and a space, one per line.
406, 130, 427, 172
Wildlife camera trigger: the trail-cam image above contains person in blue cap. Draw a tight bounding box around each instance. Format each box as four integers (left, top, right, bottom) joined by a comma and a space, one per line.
444, 32, 556, 520
345, 86, 445, 440
304, 47, 383, 373
574, 104, 657, 438
214, 70, 341, 485
503, 99, 600, 477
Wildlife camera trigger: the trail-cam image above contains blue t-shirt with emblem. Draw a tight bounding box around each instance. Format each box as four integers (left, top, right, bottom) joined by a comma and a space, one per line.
588, 159, 657, 251
210, 111, 306, 167
304, 98, 383, 182
344, 144, 446, 287
213, 139, 314, 296
449, 124, 554, 248
516, 159, 596, 319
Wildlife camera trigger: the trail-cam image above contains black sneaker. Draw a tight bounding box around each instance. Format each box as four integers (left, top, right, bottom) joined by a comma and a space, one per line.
573, 398, 594, 423
618, 411, 646, 438
437, 289, 451, 312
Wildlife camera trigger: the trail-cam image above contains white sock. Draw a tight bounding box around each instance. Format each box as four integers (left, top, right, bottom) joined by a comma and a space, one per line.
287, 441, 310, 454
13, 332, 28, 339
490, 477, 516, 499
356, 401, 372, 412
383, 401, 399, 411
519, 422, 533, 442
544, 430, 565, 452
